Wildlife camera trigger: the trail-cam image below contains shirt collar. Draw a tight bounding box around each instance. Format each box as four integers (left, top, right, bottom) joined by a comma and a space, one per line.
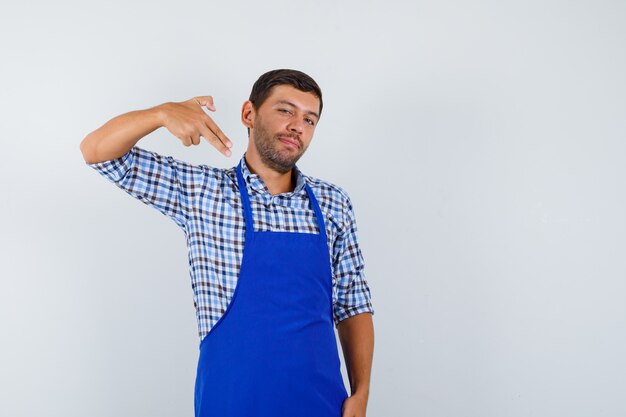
238, 153, 307, 195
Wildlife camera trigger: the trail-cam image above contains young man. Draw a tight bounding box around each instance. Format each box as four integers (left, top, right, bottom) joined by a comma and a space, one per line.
80, 69, 374, 417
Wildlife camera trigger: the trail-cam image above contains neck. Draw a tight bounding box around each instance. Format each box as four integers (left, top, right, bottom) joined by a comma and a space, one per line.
244, 152, 296, 196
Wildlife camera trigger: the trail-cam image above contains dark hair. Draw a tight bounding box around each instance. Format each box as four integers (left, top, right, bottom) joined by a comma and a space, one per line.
249, 69, 323, 117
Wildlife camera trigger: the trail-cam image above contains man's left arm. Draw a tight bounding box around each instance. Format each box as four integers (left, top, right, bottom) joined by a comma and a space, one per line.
338, 312, 374, 417
331, 192, 375, 417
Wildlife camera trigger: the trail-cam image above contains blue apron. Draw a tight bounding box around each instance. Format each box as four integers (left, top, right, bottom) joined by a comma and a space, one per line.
194, 164, 348, 416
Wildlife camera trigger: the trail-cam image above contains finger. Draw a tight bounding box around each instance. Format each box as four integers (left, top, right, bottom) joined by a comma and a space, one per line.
199, 125, 232, 157
180, 136, 192, 147
194, 95, 216, 111
204, 117, 233, 149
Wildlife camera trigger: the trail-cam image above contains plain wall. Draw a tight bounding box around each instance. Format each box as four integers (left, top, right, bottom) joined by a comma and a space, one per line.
1, 1, 625, 416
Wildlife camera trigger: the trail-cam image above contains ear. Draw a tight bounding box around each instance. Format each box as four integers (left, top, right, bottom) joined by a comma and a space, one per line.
241, 100, 256, 129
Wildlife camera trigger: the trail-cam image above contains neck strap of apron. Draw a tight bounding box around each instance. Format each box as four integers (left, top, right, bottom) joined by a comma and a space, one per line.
236, 163, 328, 242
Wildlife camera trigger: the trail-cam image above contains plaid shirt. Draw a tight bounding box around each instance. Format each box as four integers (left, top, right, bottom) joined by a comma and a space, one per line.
87, 146, 374, 341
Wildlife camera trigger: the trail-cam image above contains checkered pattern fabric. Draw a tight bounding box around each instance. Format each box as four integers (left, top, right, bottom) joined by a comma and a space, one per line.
87, 146, 374, 341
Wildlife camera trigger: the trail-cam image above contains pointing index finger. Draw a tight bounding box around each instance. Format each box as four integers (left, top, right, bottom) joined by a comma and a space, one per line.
205, 118, 233, 149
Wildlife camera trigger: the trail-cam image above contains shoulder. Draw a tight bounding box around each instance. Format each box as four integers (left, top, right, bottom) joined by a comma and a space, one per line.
303, 174, 356, 229
222, 166, 239, 188
132, 146, 233, 184
305, 174, 352, 204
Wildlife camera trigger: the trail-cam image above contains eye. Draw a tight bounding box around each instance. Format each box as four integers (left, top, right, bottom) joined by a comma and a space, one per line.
305, 118, 315, 126
278, 108, 292, 115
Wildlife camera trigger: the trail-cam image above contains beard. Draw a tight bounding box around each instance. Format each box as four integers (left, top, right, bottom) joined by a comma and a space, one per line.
252, 115, 307, 174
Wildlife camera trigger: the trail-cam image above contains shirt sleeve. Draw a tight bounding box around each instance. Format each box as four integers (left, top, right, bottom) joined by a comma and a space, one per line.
332, 192, 374, 326
85, 146, 205, 231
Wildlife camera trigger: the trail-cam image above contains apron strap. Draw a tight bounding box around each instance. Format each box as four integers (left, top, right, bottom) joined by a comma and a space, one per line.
305, 183, 328, 243
235, 163, 254, 240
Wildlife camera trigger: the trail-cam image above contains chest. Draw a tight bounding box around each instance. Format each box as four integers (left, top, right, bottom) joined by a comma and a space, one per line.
186, 184, 341, 258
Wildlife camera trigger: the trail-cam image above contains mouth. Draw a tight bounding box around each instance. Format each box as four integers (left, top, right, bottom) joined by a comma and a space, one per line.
277, 135, 301, 150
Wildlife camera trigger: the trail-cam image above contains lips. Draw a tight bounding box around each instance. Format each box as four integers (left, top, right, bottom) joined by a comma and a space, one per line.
277, 135, 301, 150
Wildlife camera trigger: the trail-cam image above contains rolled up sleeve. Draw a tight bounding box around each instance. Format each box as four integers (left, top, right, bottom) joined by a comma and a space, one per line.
332, 193, 374, 326
86, 146, 204, 231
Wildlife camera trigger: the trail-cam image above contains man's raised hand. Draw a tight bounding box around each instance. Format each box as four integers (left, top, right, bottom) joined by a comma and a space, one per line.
158, 96, 233, 157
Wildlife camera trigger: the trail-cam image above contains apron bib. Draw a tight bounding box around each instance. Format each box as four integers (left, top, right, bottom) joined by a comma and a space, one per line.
194, 164, 348, 416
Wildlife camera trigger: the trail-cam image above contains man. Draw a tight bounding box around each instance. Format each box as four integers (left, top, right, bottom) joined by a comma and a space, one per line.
80, 69, 374, 417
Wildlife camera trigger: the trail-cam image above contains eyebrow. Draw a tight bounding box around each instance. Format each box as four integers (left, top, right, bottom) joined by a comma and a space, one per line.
274, 100, 320, 119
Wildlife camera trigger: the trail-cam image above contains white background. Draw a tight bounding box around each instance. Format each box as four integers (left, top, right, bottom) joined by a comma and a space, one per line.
1, 1, 625, 416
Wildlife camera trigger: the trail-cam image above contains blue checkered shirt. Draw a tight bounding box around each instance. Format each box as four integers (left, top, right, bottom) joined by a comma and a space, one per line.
87, 146, 374, 341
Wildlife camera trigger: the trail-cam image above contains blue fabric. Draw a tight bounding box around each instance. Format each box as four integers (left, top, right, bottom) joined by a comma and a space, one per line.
193, 164, 348, 416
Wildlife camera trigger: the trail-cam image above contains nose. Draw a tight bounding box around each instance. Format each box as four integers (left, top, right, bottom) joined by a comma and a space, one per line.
287, 118, 304, 135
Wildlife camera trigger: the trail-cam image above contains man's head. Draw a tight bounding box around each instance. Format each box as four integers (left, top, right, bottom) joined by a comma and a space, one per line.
242, 69, 323, 174
248, 69, 323, 121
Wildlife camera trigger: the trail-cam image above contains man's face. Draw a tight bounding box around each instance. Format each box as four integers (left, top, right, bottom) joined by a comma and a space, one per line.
250, 85, 320, 174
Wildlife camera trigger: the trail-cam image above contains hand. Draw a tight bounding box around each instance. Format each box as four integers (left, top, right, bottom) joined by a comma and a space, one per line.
342, 392, 368, 417
157, 96, 233, 157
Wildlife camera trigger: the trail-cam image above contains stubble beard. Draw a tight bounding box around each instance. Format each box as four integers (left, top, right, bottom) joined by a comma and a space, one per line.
252, 116, 307, 174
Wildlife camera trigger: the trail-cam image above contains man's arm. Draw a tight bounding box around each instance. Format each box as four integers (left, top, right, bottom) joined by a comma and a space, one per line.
330, 190, 375, 416
79, 96, 231, 164
80, 106, 163, 164
80, 96, 233, 230
338, 312, 374, 417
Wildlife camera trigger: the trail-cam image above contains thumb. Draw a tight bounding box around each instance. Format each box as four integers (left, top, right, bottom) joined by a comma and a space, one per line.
194, 95, 216, 111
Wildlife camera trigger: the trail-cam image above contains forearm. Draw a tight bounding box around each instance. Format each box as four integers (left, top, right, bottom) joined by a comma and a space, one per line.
80, 105, 165, 164
337, 312, 374, 397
